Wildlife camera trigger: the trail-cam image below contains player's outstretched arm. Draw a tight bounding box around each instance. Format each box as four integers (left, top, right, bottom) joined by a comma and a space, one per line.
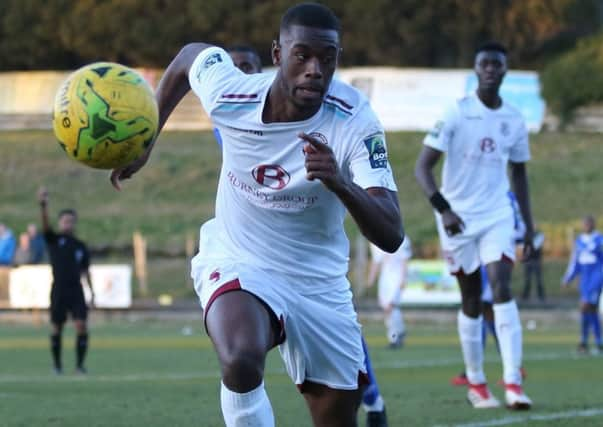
415, 146, 465, 236
110, 42, 213, 190
300, 132, 402, 252
37, 187, 51, 232
510, 161, 535, 260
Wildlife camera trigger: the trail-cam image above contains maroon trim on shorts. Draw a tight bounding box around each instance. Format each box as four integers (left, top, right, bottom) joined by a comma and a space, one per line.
296, 371, 370, 394
203, 279, 242, 326
451, 255, 514, 276
501, 254, 514, 265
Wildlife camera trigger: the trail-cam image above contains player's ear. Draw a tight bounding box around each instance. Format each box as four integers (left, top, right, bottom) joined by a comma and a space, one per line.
271, 40, 281, 66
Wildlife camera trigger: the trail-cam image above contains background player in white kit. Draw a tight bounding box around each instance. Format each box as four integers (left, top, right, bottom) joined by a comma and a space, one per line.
368, 236, 412, 348
110, 4, 403, 427
415, 42, 535, 410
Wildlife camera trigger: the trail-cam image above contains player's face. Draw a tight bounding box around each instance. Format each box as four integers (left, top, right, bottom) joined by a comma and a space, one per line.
229, 51, 261, 74
273, 25, 340, 109
583, 217, 595, 233
475, 51, 507, 92
58, 213, 77, 234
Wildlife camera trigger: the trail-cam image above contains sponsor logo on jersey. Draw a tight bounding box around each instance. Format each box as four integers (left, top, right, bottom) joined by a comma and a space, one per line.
479, 137, 496, 153
363, 134, 388, 169
429, 121, 444, 138
252, 165, 291, 190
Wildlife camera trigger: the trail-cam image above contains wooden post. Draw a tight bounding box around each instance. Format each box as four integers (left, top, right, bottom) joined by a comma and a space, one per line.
133, 231, 148, 297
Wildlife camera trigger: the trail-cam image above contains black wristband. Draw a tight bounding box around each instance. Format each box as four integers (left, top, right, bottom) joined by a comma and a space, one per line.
429, 191, 451, 213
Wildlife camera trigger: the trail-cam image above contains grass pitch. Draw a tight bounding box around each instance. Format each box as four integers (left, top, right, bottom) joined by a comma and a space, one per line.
1, 315, 601, 427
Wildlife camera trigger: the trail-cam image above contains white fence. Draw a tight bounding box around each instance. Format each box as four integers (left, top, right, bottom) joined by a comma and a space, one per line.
8, 264, 132, 309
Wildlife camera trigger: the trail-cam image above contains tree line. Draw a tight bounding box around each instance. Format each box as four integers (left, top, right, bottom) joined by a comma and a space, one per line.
0, 0, 600, 71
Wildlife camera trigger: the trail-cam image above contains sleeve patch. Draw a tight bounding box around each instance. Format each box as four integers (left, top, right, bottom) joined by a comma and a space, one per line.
195, 52, 224, 81
363, 134, 388, 169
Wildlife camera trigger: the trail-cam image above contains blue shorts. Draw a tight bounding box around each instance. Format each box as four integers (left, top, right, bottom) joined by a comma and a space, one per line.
580, 284, 602, 306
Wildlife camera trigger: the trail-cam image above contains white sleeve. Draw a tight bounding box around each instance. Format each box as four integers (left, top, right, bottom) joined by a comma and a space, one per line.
370, 243, 385, 264
187, 46, 241, 115
509, 122, 531, 163
400, 237, 412, 260
347, 108, 397, 191
423, 104, 459, 153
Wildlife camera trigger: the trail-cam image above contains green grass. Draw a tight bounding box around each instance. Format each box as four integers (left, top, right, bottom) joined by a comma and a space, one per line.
1, 318, 601, 426
0, 130, 596, 299
1, 130, 602, 251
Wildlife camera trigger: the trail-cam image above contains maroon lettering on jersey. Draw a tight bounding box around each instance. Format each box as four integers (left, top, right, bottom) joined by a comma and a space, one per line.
252, 165, 291, 190
479, 137, 496, 153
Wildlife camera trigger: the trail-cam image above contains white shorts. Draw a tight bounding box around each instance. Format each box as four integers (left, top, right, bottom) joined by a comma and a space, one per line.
377, 272, 402, 308
436, 211, 515, 275
191, 260, 367, 391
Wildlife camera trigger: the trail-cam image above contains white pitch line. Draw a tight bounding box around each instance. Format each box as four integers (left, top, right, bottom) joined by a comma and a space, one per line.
0, 351, 578, 384
436, 407, 603, 427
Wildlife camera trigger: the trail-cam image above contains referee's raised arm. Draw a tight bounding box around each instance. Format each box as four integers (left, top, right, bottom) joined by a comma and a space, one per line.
37, 186, 51, 233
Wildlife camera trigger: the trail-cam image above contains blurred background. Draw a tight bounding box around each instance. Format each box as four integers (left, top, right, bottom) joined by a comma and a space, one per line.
1, 0, 602, 307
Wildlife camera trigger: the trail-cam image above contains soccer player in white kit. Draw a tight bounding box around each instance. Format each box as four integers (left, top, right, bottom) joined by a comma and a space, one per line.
110, 4, 403, 427
415, 42, 535, 410
368, 236, 412, 348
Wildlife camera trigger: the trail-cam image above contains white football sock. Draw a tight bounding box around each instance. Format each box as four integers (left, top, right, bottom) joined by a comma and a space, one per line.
493, 300, 523, 385
363, 395, 385, 413
387, 307, 404, 343
220, 381, 274, 427
458, 310, 486, 384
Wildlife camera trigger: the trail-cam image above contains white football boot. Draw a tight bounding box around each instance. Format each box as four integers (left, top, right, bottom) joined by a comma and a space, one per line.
467, 383, 501, 409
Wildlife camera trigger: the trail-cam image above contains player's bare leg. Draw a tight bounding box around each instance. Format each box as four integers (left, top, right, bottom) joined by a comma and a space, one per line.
50, 322, 64, 374
206, 290, 279, 426
303, 381, 363, 427
456, 269, 500, 408
73, 319, 89, 374
486, 260, 531, 409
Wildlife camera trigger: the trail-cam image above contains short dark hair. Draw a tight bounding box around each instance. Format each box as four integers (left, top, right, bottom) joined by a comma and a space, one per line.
475, 41, 507, 56
227, 45, 260, 56
58, 208, 77, 219
280, 3, 340, 34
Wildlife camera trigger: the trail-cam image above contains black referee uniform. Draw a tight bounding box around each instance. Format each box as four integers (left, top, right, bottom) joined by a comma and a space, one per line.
45, 229, 90, 323
45, 228, 91, 372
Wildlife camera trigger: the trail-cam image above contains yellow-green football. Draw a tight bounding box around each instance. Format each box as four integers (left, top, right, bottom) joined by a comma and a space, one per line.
52, 62, 158, 169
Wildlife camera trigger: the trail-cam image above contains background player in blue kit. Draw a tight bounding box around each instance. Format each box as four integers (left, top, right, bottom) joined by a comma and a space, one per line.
563, 215, 603, 354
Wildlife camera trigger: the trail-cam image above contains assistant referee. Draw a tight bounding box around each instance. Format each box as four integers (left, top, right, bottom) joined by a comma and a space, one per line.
38, 187, 94, 374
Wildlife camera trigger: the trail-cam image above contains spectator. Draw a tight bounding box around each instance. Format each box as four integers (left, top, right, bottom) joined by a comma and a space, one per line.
13, 232, 34, 266
0, 223, 16, 266
27, 223, 46, 263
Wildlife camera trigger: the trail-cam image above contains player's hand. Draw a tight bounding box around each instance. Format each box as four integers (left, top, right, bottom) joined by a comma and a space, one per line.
110, 149, 151, 191
38, 186, 48, 204
441, 209, 465, 236
300, 132, 346, 192
521, 231, 535, 262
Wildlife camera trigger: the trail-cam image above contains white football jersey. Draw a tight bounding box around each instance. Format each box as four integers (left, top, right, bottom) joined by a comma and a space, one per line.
371, 237, 412, 283
188, 47, 397, 279
423, 93, 530, 216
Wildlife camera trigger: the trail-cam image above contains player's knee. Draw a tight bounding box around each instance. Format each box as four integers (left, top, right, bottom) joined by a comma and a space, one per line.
461, 294, 481, 318
492, 284, 512, 303
219, 346, 266, 389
